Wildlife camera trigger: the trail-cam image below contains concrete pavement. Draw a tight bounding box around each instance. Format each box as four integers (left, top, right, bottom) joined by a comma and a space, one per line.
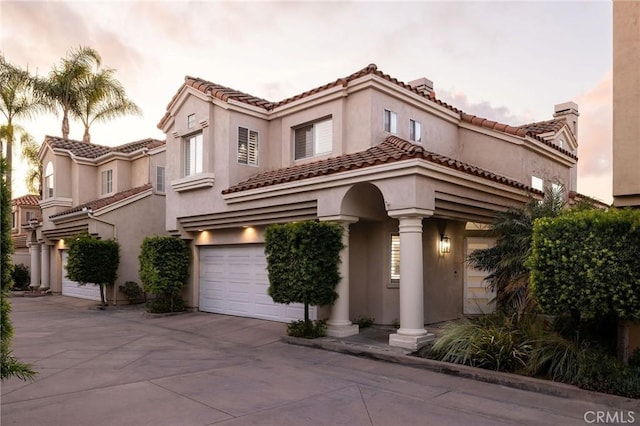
1, 295, 637, 425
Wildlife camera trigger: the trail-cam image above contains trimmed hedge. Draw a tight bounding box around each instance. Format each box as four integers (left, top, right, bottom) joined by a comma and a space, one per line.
529, 209, 640, 320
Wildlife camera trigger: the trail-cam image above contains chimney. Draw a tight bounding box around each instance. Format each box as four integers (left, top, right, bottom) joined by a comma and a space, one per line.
408, 77, 434, 96
553, 101, 579, 139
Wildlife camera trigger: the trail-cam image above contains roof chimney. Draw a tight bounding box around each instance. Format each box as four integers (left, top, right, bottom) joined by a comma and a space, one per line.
408, 77, 434, 96
553, 101, 579, 138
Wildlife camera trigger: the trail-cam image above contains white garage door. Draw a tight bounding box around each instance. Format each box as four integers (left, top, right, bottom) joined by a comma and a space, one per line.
199, 245, 315, 323
61, 250, 101, 301
464, 238, 497, 315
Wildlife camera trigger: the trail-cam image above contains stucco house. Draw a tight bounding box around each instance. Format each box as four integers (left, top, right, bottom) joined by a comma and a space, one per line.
159, 64, 579, 350
10, 194, 41, 268
27, 136, 166, 303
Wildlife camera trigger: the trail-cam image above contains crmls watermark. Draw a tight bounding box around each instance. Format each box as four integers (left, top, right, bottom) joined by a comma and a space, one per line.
584, 411, 636, 424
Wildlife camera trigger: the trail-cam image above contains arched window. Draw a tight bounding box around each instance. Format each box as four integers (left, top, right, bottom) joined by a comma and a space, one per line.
44, 162, 54, 198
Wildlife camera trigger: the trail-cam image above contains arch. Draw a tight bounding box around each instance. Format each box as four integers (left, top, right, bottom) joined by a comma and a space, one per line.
340, 182, 387, 221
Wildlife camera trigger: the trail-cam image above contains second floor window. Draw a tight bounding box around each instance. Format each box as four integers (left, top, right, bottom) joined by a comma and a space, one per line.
384, 109, 397, 134
532, 176, 544, 191
101, 170, 113, 195
187, 114, 195, 129
410, 119, 422, 143
294, 118, 332, 160
238, 127, 258, 165
156, 166, 165, 193
184, 133, 203, 177
44, 162, 54, 199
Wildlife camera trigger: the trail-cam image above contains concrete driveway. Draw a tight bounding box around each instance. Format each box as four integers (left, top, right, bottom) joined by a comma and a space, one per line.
1, 296, 635, 425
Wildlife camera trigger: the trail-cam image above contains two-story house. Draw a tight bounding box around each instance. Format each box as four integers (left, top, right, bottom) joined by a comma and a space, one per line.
159, 64, 578, 350
10, 194, 41, 268
28, 137, 166, 303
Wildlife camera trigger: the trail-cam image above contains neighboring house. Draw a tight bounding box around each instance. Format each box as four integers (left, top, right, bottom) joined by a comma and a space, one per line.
159, 63, 579, 350
10, 194, 41, 268
27, 136, 166, 303
613, 0, 640, 208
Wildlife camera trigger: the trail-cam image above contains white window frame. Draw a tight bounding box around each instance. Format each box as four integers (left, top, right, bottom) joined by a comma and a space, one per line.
238, 127, 259, 166
294, 117, 332, 160
101, 169, 113, 195
410, 119, 422, 143
11, 212, 17, 229
384, 109, 397, 134
187, 114, 196, 129
156, 166, 166, 193
390, 233, 400, 288
44, 162, 54, 199
184, 133, 204, 177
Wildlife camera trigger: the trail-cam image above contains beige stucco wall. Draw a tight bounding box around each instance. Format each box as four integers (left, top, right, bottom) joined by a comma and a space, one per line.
613, 0, 640, 205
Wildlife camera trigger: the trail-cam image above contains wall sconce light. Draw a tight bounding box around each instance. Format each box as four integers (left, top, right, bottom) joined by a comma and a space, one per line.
439, 234, 451, 254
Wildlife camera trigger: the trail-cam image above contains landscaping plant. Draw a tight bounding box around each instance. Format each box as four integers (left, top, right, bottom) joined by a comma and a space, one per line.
139, 236, 189, 313
10, 264, 30, 291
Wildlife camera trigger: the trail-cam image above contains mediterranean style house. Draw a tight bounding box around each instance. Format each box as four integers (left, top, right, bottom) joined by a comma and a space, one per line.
27, 136, 166, 303
10, 194, 41, 268
613, 0, 640, 208
158, 64, 579, 349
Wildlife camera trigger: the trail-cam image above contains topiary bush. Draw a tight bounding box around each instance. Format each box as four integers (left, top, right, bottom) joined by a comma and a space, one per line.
139, 236, 189, 313
119, 281, 145, 304
287, 319, 327, 338
353, 315, 375, 329
10, 264, 29, 290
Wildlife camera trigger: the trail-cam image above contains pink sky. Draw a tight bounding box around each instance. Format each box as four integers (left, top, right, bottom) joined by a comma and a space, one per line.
1, 1, 613, 203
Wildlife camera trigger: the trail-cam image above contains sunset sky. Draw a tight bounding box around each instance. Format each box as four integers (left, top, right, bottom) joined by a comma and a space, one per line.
1, 0, 612, 202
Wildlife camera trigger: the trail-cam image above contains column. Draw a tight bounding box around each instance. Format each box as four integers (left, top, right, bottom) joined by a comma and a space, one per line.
388, 214, 434, 350
320, 216, 359, 338
40, 244, 50, 290
29, 242, 41, 289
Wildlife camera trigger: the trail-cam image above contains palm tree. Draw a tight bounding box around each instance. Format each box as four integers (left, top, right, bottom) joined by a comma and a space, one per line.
0, 56, 46, 195
19, 130, 42, 196
44, 46, 101, 139
72, 67, 141, 143
467, 187, 567, 315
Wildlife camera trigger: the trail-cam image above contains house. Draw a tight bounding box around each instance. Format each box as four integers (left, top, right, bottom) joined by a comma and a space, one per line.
10, 194, 41, 268
159, 64, 579, 350
27, 136, 166, 303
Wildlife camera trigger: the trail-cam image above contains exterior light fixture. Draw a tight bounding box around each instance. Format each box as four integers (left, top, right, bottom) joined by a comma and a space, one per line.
439, 234, 451, 254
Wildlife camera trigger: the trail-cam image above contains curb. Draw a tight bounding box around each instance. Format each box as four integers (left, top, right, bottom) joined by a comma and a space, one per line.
281, 336, 639, 411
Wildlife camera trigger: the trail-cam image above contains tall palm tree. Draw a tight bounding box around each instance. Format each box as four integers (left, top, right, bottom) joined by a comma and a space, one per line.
44, 46, 101, 139
72, 67, 141, 143
0, 56, 46, 195
19, 130, 42, 196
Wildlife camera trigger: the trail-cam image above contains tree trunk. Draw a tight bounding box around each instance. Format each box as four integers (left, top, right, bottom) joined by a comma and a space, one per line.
5, 125, 12, 196
617, 318, 629, 365
82, 126, 91, 143
62, 110, 70, 139
99, 283, 106, 307
304, 302, 309, 324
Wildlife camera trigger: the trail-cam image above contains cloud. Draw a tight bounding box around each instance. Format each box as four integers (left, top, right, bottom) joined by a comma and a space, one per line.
436, 90, 533, 126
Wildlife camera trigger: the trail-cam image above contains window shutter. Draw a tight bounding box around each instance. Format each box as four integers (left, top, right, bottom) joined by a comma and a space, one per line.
238, 127, 248, 164
248, 130, 258, 165
295, 125, 313, 159
156, 166, 165, 192
314, 119, 332, 155
391, 234, 400, 282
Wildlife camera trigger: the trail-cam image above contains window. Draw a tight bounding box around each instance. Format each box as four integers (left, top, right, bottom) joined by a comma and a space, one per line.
11, 212, 16, 229
26, 211, 34, 222
238, 127, 258, 165
532, 176, 544, 191
558, 138, 564, 149
184, 133, 203, 176
410, 119, 422, 143
384, 109, 397, 134
294, 118, 332, 160
187, 114, 195, 129
156, 166, 165, 193
44, 162, 54, 199
390, 233, 400, 285
101, 170, 113, 195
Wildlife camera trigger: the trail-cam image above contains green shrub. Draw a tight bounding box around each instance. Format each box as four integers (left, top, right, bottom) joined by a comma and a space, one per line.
287, 319, 327, 338
119, 281, 145, 304
629, 347, 640, 368
574, 350, 640, 398
139, 236, 189, 313
353, 315, 375, 329
10, 264, 29, 290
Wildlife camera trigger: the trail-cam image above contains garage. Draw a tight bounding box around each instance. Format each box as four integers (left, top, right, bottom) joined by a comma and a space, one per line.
61, 250, 101, 301
199, 245, 315, 322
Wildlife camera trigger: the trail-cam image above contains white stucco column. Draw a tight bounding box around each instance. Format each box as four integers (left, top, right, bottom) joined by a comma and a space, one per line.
320, 215, 359, 338
40, 244, 50, 290
388, 212, 435, 350
29, 242, 41, 289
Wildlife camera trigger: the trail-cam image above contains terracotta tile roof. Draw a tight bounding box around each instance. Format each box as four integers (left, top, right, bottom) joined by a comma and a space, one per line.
12, 234, 28, 249
46, 136, 165, 159
50, 184, 152, 218
12, 194, 40, 206
518, 118, 567, 135
223, 136, 538, 195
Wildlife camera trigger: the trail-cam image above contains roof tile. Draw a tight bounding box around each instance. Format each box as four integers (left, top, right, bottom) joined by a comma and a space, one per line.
46, 136, 165, 159
50, 184, 152, 218
12, 194, 40, 206
223, 136, 539, 195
